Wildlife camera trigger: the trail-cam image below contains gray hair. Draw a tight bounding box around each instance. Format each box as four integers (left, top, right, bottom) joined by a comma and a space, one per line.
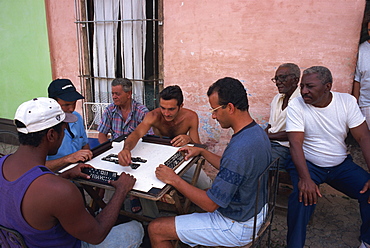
278, 63, 301, 79
111, 78, 132, 92
303, 66, 333, 85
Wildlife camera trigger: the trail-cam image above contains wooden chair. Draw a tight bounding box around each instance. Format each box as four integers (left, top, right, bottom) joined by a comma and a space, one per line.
0, 224, 27, 248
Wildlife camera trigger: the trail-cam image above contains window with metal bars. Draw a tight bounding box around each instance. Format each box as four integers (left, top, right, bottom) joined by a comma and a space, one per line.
74, 0, 162, 132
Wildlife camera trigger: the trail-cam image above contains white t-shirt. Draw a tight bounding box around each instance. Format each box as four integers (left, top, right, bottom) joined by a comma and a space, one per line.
355, 41, 370, 108
286, 92, 365, 167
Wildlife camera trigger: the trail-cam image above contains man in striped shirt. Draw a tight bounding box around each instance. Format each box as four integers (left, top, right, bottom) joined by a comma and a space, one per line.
98, 78, 150, 143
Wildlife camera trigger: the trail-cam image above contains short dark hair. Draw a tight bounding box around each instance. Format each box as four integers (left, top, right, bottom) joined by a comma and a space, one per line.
16, 121, 64, 147
303, 66, 333, 85
364, 10, 370, 26
207, 77, 249, 111
159, 85, 183, 106
111, 78, 132, 92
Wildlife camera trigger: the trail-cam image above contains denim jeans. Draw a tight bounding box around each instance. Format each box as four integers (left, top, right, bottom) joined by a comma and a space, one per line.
285, 155, 370, 248
81, 220, 144, 248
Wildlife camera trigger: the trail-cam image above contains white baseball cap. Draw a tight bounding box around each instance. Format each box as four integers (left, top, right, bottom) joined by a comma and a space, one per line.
14, 97, 78, 134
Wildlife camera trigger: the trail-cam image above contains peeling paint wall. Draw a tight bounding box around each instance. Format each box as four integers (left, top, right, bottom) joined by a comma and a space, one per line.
163, 0, 365, 154
46, 0, 366, 155
45, 0, 82, 114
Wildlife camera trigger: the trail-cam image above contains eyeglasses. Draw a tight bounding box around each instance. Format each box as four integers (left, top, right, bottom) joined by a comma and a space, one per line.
271, 74, 296, 84
209, 105, 225, 114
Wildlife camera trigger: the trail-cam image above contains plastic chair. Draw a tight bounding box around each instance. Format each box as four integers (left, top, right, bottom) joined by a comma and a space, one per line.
0, 224, 27, 248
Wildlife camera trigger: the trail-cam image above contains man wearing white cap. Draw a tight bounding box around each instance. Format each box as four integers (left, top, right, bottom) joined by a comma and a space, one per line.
46, 79, 93, 171
0, 97, 144, 248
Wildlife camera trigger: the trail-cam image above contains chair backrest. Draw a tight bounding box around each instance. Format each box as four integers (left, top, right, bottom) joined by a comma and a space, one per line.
0, 225, 27, 248
82, 102, 109, 136
250, 157, 279, 247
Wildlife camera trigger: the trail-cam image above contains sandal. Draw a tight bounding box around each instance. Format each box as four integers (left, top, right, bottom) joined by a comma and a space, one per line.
130, 197, 142, 213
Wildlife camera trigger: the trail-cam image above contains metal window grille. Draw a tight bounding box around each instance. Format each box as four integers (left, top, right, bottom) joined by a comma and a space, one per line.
74, 0, 163, 132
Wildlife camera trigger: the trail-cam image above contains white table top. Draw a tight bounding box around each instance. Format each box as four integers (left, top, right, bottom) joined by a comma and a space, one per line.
60, 139, 194, 193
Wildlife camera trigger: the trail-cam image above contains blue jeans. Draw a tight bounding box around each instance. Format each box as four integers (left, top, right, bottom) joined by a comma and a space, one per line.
81, 220, 144, 248
285, 155, 370, 248
270, 141, 290, 170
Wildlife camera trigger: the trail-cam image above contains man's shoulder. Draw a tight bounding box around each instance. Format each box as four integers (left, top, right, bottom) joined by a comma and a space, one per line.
359, 41, 370, 50
145, 108, 162, 121
332, 92, 357, 104
132, 100, 149, 112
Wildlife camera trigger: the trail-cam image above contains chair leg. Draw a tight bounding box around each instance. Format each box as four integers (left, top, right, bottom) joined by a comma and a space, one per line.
183, 158, 204, 213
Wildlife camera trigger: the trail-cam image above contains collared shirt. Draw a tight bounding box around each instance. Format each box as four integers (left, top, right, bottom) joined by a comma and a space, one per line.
47, 111, 88, 161
97, 99, 149, 139
268, 87, 300, 147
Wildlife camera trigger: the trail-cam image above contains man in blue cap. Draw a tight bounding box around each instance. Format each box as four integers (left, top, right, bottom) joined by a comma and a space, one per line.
46, 79, 93, 171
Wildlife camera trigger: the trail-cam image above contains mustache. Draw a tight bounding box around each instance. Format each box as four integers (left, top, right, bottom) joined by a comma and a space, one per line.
302, 94, 311, 99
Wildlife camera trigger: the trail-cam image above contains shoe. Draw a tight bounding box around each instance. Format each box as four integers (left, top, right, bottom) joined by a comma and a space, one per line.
130, 197, 142, 213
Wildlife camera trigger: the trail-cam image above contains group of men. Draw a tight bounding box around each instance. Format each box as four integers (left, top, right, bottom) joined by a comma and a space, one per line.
1, 51, 370, 247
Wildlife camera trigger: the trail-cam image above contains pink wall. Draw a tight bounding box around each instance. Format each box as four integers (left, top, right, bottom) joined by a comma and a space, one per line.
163, 0, 365, 153
45, 0, 366, 153
45, 0, 82, 113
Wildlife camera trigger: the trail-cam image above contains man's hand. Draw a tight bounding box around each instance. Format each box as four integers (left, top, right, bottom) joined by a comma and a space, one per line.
118, 149, 132, 166
109, 172, 136, 194
171, 134, 191, 147
298, 178, 322, 206
360, 179, 370, 204
178, 146, 202, 160
68, 149, 93, 164
60, 163, 93, 180
155, 164, 180, 185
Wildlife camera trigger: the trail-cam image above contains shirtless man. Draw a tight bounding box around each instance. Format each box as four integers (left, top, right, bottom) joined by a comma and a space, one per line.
117, 85, 211, 217
118, 85, 201, 166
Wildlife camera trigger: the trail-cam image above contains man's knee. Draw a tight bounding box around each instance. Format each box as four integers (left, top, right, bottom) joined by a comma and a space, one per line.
148, 217, 176, 239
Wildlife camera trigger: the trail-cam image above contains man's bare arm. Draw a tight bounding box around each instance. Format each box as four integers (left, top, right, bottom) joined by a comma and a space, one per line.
288, 131, 321, 206
352, 80, 360, 101
98, 132, 109, 144
171, 113, 200, 146
179, 146, 221, 170
351, 122, 370, 171
155, 164, 219, 212
267, 131, 288, 141
118, 113, 155, 165
45, 149, 93, 172
350, 122, 370, 203
53, 172, 136, 244
265, 124, 289, 141
187, 113, 201, 144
